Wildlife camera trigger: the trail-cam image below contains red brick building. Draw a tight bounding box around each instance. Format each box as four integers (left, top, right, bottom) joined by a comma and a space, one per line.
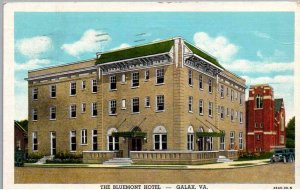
15, 121, 28, 154
246, 84, 286, 152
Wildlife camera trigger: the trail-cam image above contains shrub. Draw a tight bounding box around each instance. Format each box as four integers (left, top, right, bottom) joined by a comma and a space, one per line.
45, 152, 83, 164
238, 151, 273, 161
24, 152, 44, 163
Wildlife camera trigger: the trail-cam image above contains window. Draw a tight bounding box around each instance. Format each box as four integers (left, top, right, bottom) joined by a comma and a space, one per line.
240, 93, 243, 104
208, 102, 213, 117
92, 130, 97, 151
239, 112, 243, 123
132, 72, 139, 87
109, 100, 116, 115
32, 88, 38, 100
187, 127, 194, 151
220, 106, 224, 119
199, 99, 203, 115
81, 103, 86, 113
32, 132, 38, 151
208, 79, 212, 93
156, 95, 164, 111
82, 80, 86, 89
92, 102, 98, 116
92, 79, 97, 93
70, 131, 76, 151
156, 68, 164, 84
110, 75, 117, 90
70, 82, 76, 96
188, 96, 193, 112
280, 135, 284, 144
220, 131, 225, 150
230, 131, 235, 150
231, 109, 234, 121
121, 74, 126, 83
235, 91, 238, 99
132, 98, 139, 113
255, 122, 258, 128
220, 85, 224, 98
50, 85, 56, 98
50, 106, 56, 120
107, 128, 119, 151
108, 136, 119, 151
256, 134, 260, 141
145, 97, 150, 107
231, 89, 234, 101
145, 70, 150, 80
199, 75, 203, 89
260, 123, 264, 128
81, 129, 87, 145
70, 104, 76, 118
207, 135, 213, 151
239, 132, 243, 150
188, 70, 193, 86
32, 109, 38, 121
121, 99, 126, 109
154, 134, 167, 150
255, 94, 263, 108
280, 113, 284, 131
226, 87, 229, 97
235, 111, 238, 120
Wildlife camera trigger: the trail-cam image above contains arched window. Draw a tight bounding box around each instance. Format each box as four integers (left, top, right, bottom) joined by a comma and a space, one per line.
187, 126, 194, 150
153, 126, 167, 150
207, 129, 213, 151
255, 94, 263, 108
107, 128, 119, 151
197, 127, 204, 151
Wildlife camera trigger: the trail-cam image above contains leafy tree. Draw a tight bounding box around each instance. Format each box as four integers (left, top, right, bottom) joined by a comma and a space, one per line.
286, 116, 295, 148
16, 119, 28, 132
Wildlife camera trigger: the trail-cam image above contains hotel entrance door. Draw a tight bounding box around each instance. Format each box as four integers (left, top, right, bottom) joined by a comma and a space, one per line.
128, 138, 142, 157
131, 138, 142, 151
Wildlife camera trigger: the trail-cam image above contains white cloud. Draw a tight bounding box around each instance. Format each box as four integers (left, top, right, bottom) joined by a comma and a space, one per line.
112, 43, 131, 50
61, 29, 111, 57
15, 93, 28, 120
242, 74, 294, 123
256, 51, 263, 59
15, 59, 51, 71
16, 36, 52, 58
193, 32, 238, 62
14, 78, 27, 88
241, 75, 293, 85
223, 60, 293, 74
253, 31, 271, 39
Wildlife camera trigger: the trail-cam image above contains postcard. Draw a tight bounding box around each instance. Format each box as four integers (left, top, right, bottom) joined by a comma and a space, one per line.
3, 1, 299, 189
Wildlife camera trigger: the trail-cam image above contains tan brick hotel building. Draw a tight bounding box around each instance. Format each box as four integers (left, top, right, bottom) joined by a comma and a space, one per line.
27, 37, 246, 164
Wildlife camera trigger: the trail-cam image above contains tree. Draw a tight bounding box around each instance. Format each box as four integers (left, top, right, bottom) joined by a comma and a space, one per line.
16, 119, 28, 132
286, 116, 295, 148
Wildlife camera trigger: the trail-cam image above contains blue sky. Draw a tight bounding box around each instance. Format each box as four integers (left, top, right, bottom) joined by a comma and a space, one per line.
14, 12, 295, 122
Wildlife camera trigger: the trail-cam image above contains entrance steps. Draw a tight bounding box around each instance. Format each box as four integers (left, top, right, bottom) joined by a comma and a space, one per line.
35, 155, 54, 164
217, 155, 233, 163
103, 158, 133, 165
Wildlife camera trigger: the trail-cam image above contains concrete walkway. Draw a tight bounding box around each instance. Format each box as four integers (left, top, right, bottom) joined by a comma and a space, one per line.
25, 159, 271, 169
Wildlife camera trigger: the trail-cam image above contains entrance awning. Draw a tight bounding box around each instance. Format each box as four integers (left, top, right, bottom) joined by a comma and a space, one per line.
112, 131, 147, 138
196, 131, 225, 137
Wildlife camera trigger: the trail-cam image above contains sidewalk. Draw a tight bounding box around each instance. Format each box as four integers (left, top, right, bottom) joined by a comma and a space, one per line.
25, 159, 271, 169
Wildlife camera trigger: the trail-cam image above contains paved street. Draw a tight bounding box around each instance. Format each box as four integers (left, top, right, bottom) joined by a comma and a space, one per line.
15, 162, 294, 184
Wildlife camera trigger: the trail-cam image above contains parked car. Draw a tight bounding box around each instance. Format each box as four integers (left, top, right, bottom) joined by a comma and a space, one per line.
270, 148, 295, 163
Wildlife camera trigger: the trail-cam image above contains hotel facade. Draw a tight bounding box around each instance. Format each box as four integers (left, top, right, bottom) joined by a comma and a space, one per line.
27, 37, 246, 164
